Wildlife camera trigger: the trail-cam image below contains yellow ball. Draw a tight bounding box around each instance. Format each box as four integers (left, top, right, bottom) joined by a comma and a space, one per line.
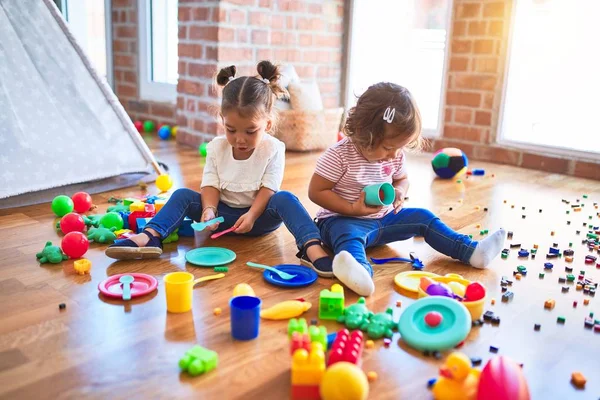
171, 126, 178, 138
155, 174, 173, 192
320, 362, 369, 400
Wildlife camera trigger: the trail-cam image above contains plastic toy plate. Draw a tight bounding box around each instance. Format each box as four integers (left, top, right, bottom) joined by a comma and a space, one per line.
394, 271, 440, 298
185, 247, 236, 267
98, 273, 158, 299
263, 264, 318, 288
398, 296, 471, 351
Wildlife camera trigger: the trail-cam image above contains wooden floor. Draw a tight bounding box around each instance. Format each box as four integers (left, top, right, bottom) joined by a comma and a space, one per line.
1, 137, 599, 400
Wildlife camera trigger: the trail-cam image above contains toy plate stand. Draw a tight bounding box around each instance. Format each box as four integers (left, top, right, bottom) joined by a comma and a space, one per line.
185, 247, 236, 267
394, 271, 440, 298
263, 265, 318, 288
98, 273, 158, 299
398, 296, 471, 351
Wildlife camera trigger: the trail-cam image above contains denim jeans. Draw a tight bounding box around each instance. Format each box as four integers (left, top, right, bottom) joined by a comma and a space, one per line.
145, 188, 321, 249
317, 208, 477, 275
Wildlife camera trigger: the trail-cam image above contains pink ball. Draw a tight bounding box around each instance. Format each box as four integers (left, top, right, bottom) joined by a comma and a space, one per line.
424, 311, 443, 327
61, 232, 89, 258
60, 213, 85, 234
71, 192, 92, 213
134, 120, 143, 132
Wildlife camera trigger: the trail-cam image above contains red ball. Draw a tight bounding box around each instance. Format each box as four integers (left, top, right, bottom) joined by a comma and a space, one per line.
134, 120, 143, 132
60, 213, 85, 234
71, 192, 92, 213
465, 282, 486, 302
61, 232, 89, 258
424, 311, 443, 327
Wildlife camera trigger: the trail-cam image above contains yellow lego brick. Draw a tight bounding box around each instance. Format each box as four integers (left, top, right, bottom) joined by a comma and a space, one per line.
129, 202, 145, 212
154, 200, 166, 212
291, 342, 325, 386
114, 229, 132, 237
73, 259, 91, 275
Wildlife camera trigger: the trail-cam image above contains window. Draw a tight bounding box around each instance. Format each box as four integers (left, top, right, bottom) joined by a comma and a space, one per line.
500, 0, 600, 155
346, 0, 453, 136
55, 0, 113, 87
139, 0, 178, 102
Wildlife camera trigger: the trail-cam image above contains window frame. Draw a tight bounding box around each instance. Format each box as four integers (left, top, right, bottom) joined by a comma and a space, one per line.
138, 0, 177, 103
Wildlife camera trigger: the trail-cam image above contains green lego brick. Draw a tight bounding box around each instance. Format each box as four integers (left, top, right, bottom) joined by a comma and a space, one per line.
587, 233, 598, 240
569, 242, 573, 247
501, 253, 508, 259
213, 266, 229, 272
123, 198, 137, 206
468, 234, 473, 239
566, 274, 575, 282
590, 312, 594, 318
288, 318, 308, 338
566, 210, 570, 214
517, 265, 526, 272
531, 248, 537, 254
456, 179, 462, 183
557, 316, 566, 324
539, 273, 545, 279
580, 270, 585, 275
179, 345, 218, 376
318, 284, 345, 320
583, 194, 588, 198
308, 325, 327, 349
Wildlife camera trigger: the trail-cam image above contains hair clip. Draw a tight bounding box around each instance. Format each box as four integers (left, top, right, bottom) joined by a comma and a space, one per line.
261, 78, 269, 84
383, 107, 395, 123
228, 76, 235, 82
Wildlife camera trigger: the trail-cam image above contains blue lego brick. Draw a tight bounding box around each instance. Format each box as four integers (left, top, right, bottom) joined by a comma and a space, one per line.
136, 218, 152, 233
179, 217, 194, 237
118, 211, 131, 229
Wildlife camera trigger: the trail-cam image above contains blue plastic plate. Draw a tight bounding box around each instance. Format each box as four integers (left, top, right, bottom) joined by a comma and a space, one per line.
263, 264, 318, 288
185, 247, 236, 267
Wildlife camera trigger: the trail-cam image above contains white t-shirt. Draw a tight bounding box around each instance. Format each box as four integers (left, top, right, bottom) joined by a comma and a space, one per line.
200, 135, 285, 208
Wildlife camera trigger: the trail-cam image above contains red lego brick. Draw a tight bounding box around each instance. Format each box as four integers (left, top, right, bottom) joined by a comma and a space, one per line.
290, 332, 311, 355
291, 384, 320, 400
128, 211, 154, 232
327, 329, 363, 367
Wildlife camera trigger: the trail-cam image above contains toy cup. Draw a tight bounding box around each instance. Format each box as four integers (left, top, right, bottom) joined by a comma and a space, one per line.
229, 295, 261, 340
164, 272, 194, 313
363, 183, 395, 206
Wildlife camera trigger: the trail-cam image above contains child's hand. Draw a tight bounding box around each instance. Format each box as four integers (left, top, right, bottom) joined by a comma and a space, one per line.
201, 208, 220, 231
349, 192, 383, 216
233, 212, 256, 234
393, 188, 406, 213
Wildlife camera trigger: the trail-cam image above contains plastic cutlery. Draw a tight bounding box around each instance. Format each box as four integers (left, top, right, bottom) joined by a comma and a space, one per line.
193, 273, 225, 286
191, 217, 225, 231
119, 275, 134, 300
246, 262, 297, 280
211, 226, 236, 239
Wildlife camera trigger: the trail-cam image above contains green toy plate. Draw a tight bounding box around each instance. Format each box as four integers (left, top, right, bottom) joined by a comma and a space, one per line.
398, 296, 471, 351
185, 247, 236, 267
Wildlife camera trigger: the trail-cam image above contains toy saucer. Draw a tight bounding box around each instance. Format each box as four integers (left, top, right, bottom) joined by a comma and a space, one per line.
398, 296, 471, 351
263, 265, 318, 288
186, 247, 236, 267
98, 273, 158, 299
394, 271, 440, 298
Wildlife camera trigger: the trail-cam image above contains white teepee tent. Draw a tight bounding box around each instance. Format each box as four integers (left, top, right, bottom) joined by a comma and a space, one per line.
0, 0, 161, 205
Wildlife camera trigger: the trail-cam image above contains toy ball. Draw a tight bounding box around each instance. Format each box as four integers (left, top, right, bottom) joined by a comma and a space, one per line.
156, 174, 173, 192
448, 281, 467, 297
100, 212, 124, 230
199, 142, 208, 157
61, 231, 89, 258
432, 148, 468, 179
426, 282, 454, 298
51, 195, 74, 217
143, 120, 156, 132
465, 282, 486, 302
477, 356, 530, 400
171, 125, 178, 138
60, 213, 86, 234
71, 191, 92, 213
320, 362, 369, 400
134, 120, 143, 132
158, 125, 171, 140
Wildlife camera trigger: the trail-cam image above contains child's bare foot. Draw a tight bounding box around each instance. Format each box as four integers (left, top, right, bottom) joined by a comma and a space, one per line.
297, 240, 333, 277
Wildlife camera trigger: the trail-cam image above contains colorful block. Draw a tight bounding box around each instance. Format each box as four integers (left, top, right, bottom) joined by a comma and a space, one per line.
327, 329, 364, 366
308, 325, 327, 350
73, 258, 91, 275
136, 217, 152, 233
129, 202, 145, 212
290, 332, 311, 355
179, 217, 194, 237
178, 345, 218, 376
128, 211, 154, 233
154, 200, 166, 212
291, 384, 320, 400
291, 342, 325, 386
288, 318, 308, 338
318, 284, 345, 320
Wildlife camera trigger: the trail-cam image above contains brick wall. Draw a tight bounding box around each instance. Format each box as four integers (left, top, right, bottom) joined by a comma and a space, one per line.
112, 0, 176, 127
433, 0, 600, 180
176, 0, 345, 148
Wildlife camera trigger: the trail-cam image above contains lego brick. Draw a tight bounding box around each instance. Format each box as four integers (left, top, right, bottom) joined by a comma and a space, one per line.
123, 198, 137, 206
291, 384, 320, 400
328, 329, 363, 366
179, 217, 194, 237
318, 284, 345, 320
288, 318, 308, 338
178, 345, 218, 376
118, 211, 131, 229
290, 332, 311, 355
136, 218, 152, 233
544, 299, 555, 310
129, 202, 146, 212
309, 325, 327, 350
128, 211, 154, 233
144, 203, 155, 213
291, 343, 325, 386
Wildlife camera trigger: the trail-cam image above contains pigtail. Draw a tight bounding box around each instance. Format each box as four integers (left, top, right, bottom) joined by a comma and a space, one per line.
216, 65, 237, 87
257, 60, 287, 99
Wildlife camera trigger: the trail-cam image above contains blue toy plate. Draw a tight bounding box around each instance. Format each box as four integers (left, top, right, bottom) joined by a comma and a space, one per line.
185, 247, 236, 267
263, 264, 318, 288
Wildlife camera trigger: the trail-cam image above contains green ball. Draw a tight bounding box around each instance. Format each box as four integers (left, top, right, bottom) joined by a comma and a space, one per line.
143, 120, 156, 132
199, 142, 208, 157
100, 212, 124, 230
51, 195, 74, 217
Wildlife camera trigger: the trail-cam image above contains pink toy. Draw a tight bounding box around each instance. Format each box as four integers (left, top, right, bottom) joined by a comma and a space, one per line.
134, 120, 143, 132
477, 356, 530, 400
327, 329, 364, 366
465, 282, 486, 302
98, 273, 158, 299
60, 213, 86, 234
61, 231, 89, 258
71, 192, 92, 213
425, 311, 443, 327
211, 226, 236, 239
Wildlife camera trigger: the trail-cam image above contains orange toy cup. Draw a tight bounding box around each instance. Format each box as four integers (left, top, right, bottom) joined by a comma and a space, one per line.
164, 272, 194, 313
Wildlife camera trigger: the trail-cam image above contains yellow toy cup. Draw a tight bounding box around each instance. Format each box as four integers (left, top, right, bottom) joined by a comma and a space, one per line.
164, 272, 194, 313
417, 274, 485, 320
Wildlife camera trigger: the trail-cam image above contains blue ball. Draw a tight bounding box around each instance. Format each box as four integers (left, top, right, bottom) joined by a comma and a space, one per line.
158, 125, 171, 140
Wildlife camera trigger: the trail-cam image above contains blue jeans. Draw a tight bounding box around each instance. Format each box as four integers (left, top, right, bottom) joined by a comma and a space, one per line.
145, 188, 321, 249
317, 208, 477, 275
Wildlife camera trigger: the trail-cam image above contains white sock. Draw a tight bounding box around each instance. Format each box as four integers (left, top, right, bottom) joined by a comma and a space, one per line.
332, 251, 375, 296
469, 229, 506, 269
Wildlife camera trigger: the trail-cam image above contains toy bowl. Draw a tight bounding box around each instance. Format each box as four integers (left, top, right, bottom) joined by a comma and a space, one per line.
417, 274, 485, 320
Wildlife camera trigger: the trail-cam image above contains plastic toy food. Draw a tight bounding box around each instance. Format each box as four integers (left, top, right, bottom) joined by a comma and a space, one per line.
87, 226, 117, 244
432, 352, 481, 400
232, 283, 255, 297
74, 259, 91, 275
59, 213, 85, 234
464, 282, 486, 302
36, 241, 68, 264
260, 300, 312, 320
179, 345, 218, 376
71, 192, 92, 213
320, 362, 369, 400
51, 195, 74, 217
61, 232, 89, 258
448, 281, 466, 297
337, 297, 372, 330
426, 282, 454, 298
477, 356, 530, 400
156, 174, 173, 192
360, 308, 397, 339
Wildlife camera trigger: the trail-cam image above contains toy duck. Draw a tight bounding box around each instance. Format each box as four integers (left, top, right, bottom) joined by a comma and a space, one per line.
432, 352, 481, 400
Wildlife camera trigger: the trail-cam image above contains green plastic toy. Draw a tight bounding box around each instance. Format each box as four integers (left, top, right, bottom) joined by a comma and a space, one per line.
179, 345, 218, 376
162, 230, 179, 244
288, 317, 308, 338
87, 226, 117, 244
143, 120, 156, 132
319, 284, 345, 320
308, 325, 327, 349
85, 214, 103, 228
199, 142, 208, 157
107, 203, 130, 213
360, 308, 397, 339
36, 241, 68, 264
337, 297, 372, 330
51, 195, 74, 217
100, 212, 124, 230
213, 266, 229, 272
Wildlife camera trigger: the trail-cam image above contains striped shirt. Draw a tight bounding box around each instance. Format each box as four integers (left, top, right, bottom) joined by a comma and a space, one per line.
315, 138, 406, 219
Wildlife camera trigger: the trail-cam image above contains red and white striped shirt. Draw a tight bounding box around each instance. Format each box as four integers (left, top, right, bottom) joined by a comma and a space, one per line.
315, 138, 406, 219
